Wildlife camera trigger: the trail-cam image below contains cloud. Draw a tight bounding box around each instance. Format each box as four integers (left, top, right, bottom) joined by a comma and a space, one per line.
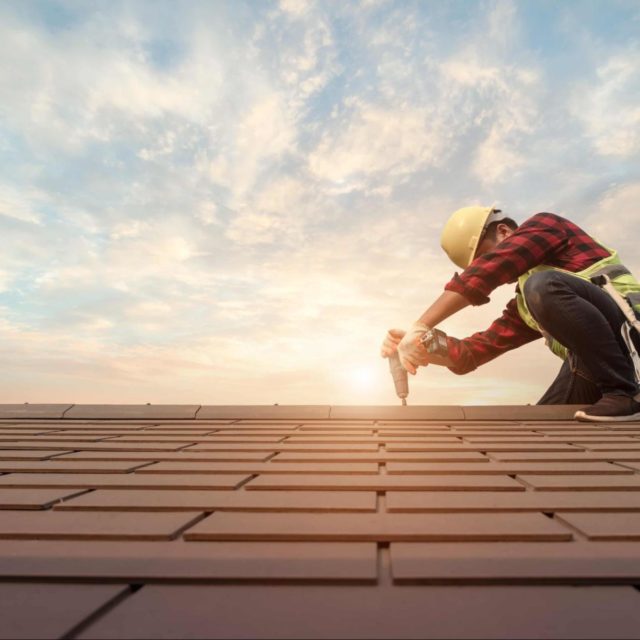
585, 182, 640, 274
306, 1, 544, 192
109, 220, 149, 240
571, 49, 640, 157
308, 102, 449, 183
438, 3, 541, 187
210, 92, 299, 206
225, 210, 290, 246
0, 184, 43, 225
279, 0, 313, 17
0, 8, 231, 150
472, 127, 528, 186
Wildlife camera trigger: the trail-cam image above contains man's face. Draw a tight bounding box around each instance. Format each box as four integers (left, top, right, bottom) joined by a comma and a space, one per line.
475, 222, 514, 258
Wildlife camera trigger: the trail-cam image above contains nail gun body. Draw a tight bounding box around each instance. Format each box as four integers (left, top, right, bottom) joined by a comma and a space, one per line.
389, 328, 451, 405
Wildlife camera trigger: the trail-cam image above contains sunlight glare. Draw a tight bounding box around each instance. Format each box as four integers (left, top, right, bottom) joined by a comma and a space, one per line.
348, 365, 377, 392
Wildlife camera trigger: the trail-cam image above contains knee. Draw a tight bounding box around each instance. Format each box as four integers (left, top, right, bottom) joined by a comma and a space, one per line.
523, 271, 564, 316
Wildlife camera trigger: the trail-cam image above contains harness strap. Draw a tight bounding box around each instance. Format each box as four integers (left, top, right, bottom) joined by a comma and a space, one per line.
590, 264, 631, 280
590, 273, 640, 385
621, 323, 640, 385
591, 276, 640, 331
628, 292, 640, 312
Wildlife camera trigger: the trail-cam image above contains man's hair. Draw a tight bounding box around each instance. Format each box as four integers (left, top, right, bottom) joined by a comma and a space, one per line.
484, 217, 518, 243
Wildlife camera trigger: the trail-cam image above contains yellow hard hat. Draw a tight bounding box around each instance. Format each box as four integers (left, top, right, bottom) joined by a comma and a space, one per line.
440, 206, 506, 269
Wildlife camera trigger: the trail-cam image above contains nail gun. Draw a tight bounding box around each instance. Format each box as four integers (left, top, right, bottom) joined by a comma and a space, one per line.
388, 328, 449, 405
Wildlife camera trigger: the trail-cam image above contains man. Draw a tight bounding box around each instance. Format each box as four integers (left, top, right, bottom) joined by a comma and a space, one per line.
381, 207, 640, 422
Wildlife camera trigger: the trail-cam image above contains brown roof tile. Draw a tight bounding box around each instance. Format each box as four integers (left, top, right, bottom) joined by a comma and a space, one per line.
390, 541, 640, 583
63, 405, 201, 420
0, 511, 202, 540
555, 512, 640, 540
518, 474, 640, 491
0, 540, 377, 581
386, 490, 640, 512
244, 473, 524, 491
135, 461, 380, 475
0, 404, 73, 419
184, 511, 572, 542
0, 582, 127, 639
197, 405, 331, 420
0, 472, 251, 490
385, 461, 630, 475
71, 583, 640, 639
0, 488, 88, 510
55, 489, 376, 512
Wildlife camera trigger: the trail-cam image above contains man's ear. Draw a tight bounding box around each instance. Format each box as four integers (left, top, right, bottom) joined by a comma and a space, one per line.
496, 223, 514, 241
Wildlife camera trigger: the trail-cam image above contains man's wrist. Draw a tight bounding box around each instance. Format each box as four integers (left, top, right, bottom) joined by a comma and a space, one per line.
421, 327, 448, 353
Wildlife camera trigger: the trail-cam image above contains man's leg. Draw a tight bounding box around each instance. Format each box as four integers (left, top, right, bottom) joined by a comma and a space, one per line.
537, 356, 601, 405
524, 270, 640, 420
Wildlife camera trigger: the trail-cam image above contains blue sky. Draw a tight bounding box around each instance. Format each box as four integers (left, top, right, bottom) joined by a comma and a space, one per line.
0, 0, 639, 405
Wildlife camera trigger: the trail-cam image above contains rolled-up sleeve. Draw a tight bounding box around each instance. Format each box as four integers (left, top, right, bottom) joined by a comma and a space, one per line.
445, 272, 490, 306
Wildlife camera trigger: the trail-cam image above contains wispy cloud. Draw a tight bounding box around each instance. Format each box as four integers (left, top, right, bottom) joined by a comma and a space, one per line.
571, 48, 640, 157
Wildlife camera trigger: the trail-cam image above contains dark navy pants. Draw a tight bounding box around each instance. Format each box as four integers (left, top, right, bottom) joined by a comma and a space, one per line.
522, 270, 639, 405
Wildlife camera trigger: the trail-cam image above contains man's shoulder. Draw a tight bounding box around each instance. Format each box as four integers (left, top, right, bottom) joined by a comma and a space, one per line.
521, 211, 569, 227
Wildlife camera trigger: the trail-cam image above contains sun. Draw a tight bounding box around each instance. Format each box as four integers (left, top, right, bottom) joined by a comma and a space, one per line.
348, 365, 377, 392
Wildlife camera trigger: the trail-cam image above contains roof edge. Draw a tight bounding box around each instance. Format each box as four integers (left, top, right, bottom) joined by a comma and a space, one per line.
0, 404, 583, 421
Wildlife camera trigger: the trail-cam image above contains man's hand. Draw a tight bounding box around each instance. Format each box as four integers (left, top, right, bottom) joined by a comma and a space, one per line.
397, 322, 431, 375
380, 328, 405, 358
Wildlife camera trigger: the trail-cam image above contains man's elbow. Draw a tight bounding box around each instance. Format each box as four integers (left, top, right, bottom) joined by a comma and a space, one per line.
445, 351, 478, 375
447, 361, 477, 375
444, 338, 478, 375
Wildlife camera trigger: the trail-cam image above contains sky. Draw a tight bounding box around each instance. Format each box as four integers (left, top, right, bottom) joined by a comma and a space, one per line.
0, 0, 639, 406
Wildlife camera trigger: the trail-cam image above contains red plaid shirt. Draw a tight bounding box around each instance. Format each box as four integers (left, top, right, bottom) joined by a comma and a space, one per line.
444, 212, 610, 374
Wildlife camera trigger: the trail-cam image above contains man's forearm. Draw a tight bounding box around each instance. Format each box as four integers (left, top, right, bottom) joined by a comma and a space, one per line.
417, 291, 469, 327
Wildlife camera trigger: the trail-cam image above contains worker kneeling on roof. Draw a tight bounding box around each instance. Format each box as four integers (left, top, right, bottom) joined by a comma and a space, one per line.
381, 207, 640, 422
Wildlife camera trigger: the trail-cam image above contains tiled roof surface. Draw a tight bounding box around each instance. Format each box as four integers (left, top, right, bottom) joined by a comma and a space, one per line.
3, 403, 640, 638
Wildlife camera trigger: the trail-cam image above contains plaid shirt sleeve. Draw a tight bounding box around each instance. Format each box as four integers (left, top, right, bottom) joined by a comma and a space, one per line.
442, 212, 610, 372
445, 297, 541, 374
444, 212, 609, 305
